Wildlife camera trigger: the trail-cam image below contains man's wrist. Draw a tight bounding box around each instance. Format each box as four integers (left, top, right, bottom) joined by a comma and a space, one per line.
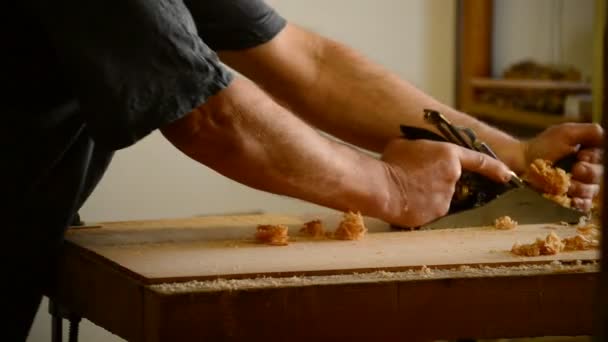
463, 115, 527, 175
377, 162, 408, 224
497, 139, 527, 175
351, 159, 408, 225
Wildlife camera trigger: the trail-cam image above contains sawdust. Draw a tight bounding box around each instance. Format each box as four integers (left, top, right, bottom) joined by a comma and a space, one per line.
332, 211, 367, 240
420, 265, 433, 276
150, 261, 598, 294
494, 216, 518, 230
255, 225, 289, 246
299, 220, 325, 238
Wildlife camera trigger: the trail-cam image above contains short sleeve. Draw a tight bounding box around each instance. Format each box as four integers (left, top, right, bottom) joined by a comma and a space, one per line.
30, 0, 233, 150
184, 0, 287, 51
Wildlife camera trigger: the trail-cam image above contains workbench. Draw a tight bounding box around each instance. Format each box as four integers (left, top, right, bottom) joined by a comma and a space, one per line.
49, 213, 600, 341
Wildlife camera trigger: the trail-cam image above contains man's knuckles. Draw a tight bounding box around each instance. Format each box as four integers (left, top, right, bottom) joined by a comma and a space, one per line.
572, 162, 603, 184
578, 148, 603, 164
568, 181, 598, 199
571, 197, 593, 212
559, 123, 603, 147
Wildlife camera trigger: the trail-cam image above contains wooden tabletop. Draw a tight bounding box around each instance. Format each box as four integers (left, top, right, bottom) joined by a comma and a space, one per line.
50, 214, 600, 341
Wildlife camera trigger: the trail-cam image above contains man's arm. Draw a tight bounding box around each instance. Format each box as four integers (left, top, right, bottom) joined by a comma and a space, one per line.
218, 24, 524, 170
161, 78, 511, 227
219, 23, 603, 211
161, 78, 391, 220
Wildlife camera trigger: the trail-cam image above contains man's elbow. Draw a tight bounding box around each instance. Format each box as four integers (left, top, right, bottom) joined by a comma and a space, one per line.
160, 95, 242, 163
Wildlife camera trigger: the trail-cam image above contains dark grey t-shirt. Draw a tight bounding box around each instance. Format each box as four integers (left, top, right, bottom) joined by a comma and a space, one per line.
2, 0, 285, 325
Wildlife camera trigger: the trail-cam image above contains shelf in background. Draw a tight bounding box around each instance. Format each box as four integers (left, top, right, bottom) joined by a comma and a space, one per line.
471, 77, 592, 91
467, 103, 583, 128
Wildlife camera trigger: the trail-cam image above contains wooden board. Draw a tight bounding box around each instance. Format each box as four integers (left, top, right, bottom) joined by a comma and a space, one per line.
65, 213, 598, 284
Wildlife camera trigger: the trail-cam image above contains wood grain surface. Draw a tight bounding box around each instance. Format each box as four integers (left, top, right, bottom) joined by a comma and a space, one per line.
65, 213, 598, 284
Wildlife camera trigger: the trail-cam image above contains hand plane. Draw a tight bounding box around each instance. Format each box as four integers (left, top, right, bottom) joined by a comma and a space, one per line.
397, 109, 583, 230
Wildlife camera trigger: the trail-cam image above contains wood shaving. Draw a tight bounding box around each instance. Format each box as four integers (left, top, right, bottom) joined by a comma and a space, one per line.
524, 159, 571, 196
494, 216, 518, 230
542, 193, 572, 208
511, 231, 564, 257
255, 225, 289, 246
562, 234, 599, 251
539, 231, 566, 254
511, 224, 600, 257
333, 211, 367, 240
577, 223, 600, 239
563, 223, 601, 251
299, 220, 325, 238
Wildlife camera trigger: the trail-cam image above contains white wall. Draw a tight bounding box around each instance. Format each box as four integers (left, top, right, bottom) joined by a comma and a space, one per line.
27, 1, 456, 341
493, 0, 595, 80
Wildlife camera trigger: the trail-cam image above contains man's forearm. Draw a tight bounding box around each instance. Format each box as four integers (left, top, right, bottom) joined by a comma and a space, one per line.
161, 78, 400, 221
310, 37, 525, 172
219, 25, 526, 173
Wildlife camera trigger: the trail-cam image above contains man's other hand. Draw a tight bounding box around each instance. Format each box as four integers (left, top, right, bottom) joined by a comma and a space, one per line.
523, 123, 604, 211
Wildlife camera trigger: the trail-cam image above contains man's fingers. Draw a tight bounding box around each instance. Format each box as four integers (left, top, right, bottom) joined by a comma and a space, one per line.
571, 197, 593, 212
578, 148, 603, 164
571, 161, 603, 184
457, 148, 512, 183
560, 123, 604, 148
568, 180, 599, 199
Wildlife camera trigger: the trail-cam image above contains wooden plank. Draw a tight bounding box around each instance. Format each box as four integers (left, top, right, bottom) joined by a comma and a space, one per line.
471, 77, 592, 91
143, 265, 598, 341
64, 214, 598, 284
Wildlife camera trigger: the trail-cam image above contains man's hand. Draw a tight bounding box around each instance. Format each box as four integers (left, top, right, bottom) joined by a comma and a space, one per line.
518, 123, 604, 211
161, 77, 397, 223
380, 139, 513, 227
216, 22, 603, 219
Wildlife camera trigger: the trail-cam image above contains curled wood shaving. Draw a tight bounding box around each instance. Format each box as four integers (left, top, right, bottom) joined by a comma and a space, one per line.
299, 220, 326, 238
494, 216, 518, 230
255, 224, 289, 246
524, 159, 571, 196
332, 211, 367, 240
511, 224, 601, 257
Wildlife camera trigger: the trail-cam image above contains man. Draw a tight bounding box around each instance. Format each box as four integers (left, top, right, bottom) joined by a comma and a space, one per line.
4, 0, 602, 339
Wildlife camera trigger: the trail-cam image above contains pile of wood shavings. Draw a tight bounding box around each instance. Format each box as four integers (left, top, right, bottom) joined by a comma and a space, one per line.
511, 231, 564, 257
563, 224, 600, 251
525, 159, 571, 195
511, 223, 600, 257
299, 219, 325, 238
256, 211, 367, 245
255, 225, 289, 246
524, 159, 572, 207
332, 211, 367, 240
151, 261, 597, 294
542, 193, 572, 208
494, 216, 518, 230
